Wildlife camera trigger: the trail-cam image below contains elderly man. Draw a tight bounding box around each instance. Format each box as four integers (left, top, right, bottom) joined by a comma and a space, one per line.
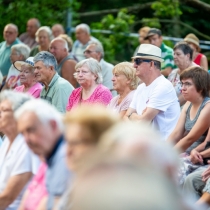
34, 51, 74, 113
84, 42, 116, 95
50, 37, 77, 88
52, 24, 65, 38
144, 28, 175, 77
72, 23, 100, 61
15, 99, 72, 210
125, 44, 180, 140
0, 24, 21, 77
19, 18, 40, 49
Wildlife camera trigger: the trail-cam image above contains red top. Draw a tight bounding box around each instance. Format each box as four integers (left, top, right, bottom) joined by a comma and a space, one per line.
194, 53, 203, 66
66, 84, 112, 111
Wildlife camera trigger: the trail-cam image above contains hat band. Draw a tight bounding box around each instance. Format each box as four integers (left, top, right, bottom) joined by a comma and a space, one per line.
26, 60, 34, 66
136, 53, 162, 59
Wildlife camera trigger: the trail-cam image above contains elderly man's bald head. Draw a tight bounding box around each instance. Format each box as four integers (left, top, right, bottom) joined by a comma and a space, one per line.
27, 18, 40, 37
3, 23, 18, 44
52, 24, 65, 38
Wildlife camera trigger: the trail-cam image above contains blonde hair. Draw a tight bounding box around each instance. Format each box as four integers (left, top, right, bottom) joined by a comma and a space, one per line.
59, 34, 73, 51
138, 26, 150, 35
113, 62, 139, 90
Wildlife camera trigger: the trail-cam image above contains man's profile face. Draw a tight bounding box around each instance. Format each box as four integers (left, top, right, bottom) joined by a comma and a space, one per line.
148, 34, 162, 48
84, 45, 100, 61
34, 61, 51, 83
27, 19, 38, 37
49, 40, 66, 61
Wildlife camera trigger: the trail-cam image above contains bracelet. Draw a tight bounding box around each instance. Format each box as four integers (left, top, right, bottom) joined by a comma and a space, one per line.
128, 112, 134, 119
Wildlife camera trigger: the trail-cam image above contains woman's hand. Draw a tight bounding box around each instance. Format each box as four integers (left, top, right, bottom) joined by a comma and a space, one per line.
190, 149, 203, 164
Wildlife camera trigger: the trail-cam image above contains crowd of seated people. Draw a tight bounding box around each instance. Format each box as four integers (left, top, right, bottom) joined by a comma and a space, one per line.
0, 18, 210, 210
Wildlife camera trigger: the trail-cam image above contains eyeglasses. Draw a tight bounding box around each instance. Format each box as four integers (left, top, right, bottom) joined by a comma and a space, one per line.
179, 81, 193, 88
133, 58, 152, 66
84, 50, 97, 54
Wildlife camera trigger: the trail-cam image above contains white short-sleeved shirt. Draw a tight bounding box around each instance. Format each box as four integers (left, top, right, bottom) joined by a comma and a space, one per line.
130, 75, 180, 140
0, 134, 40, 210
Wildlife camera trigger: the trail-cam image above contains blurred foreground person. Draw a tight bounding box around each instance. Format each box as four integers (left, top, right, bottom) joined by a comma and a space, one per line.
0, 91, 39, 210
57, 104, 120, 209
66, 58, 112, 111
15, 99, 72, 210
52, 24, 65, 38
70, 123, 196, 210
108, 62, 139, 118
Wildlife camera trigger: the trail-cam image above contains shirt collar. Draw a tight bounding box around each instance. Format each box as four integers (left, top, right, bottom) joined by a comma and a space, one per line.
48, 73, 59, 88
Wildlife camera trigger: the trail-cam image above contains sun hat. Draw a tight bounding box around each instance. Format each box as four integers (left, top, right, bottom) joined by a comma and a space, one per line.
132, 44, 164, 63
144, 28, 162, 40
184, 33, 200, 50
13, 57, 34, 71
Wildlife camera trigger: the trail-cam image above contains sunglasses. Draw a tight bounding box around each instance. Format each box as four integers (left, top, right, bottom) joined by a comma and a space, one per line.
133, 58, 152, 65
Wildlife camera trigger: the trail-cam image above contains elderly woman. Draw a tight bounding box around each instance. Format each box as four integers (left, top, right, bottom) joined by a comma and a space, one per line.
167, 66, 210, 155
58, 104, 120, 209
168, 41, 197, 106
108, 62, 139, 118
30, 26, 53, 56
66, 58, 112, 111
13, 57, 42, 98
184, 33, 208, 70
0, 91, 39, 209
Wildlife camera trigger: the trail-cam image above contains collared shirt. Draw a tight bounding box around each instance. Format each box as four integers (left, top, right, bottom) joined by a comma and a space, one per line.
45, 135, 72, 210
0, 134, 40, 210
72, 36, 100, 61
0, 38, 21, 76
160, 43, 176, 71
40, 73, 74, 113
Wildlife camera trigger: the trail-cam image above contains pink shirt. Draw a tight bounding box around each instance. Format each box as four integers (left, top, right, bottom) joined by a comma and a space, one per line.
24, 162, 48, 210
66, 84, 112, 111
108, 90, 135, 113
15, 82, 43, 98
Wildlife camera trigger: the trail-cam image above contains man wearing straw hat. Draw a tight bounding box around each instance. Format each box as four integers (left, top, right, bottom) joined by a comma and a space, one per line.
125, 44, 180, 140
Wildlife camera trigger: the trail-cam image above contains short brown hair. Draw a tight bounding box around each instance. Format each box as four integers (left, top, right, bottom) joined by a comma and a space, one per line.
180, 66, 210, 97
63, 105, 120, 144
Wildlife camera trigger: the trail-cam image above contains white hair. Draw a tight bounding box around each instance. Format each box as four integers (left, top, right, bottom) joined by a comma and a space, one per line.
75, 58, 103, 84
15, 99, 63, 131
0, 90, 33, 112
76, 23, 90, 35
51, 37, 69, 51
35, 26, 54, 42
88, 41, 104, 58
11, 43, 30, 60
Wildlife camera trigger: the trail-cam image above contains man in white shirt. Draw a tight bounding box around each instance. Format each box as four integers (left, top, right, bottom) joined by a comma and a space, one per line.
125, 44, 180, 140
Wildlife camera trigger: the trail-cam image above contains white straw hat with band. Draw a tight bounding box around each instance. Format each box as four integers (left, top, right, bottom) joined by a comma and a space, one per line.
13, 57, 34, 71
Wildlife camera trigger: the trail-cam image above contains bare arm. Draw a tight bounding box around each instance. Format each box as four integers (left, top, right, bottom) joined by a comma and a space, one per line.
161, 67, 172, 77
174, 103, 210, 153
61, 60, 77, 88
18, 190, 29, 210
200, 55, 208, 71
0, 172, 32, 210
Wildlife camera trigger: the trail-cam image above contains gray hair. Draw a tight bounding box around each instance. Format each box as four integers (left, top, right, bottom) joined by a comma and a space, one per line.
35, 26, 54, 42
11, 44, 30, 60
51, 37, 69, 51
89, 41, 104, 58
5, 23, 18, 33
75, 58, 103, 84
76, 23, 90, 35
15, 99, 63, 131
0, 90, 33, 112
34, 51, 57, 70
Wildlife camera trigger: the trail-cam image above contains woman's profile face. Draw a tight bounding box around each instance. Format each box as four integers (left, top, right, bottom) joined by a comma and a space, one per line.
19, 65, 35, 86
173, 48, 190, 67
112, 71, 130, 92
75, 65, 97, 86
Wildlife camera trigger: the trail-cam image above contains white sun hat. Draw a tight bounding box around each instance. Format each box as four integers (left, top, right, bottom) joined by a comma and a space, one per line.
13, 57, 34, 71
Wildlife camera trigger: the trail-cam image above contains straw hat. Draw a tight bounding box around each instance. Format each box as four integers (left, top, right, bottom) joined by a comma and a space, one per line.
132, 44, 163, 63
13, 57, 34, 71
184, 33, 200, 51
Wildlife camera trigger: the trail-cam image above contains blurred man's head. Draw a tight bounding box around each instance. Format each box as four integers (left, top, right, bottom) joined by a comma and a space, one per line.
84, 42, 104, 62
27, 18, 40, 37
144, 28, 162, 48
75, 23, 91, 45
52, 24, 65, 38
3, 24, 18, 45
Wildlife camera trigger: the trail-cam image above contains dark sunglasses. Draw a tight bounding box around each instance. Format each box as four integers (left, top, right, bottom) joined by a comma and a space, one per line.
133, 58, 152, 65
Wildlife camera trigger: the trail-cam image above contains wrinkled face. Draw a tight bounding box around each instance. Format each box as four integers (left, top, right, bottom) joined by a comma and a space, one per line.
3, 25, 18, 44
112, 71, 130, 92
27, 20, 38, 37
65, 123, 95, 172
49, 40, 66, 61
75, 28, 88, 44
173, 49, 190, 67
148, 34, 162, 47
10, 48, 23, 63
84, 45, 100, 61
34, 61, 51, 83
181, 78, 200, 101
19, 65, 35, 85
38, 30, 50, 47
0, 100, 14, 132
17, 111, 53, 156
75, 65, 97, 86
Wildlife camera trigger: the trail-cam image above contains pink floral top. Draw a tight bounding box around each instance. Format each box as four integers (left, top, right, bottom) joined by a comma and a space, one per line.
66, 84, 112, 111
14, 82, 43, 98
23, 162, 48, 210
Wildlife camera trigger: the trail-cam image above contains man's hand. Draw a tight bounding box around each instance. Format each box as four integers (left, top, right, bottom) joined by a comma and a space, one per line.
190, 149, 203, 164
202, 164, 210, 182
